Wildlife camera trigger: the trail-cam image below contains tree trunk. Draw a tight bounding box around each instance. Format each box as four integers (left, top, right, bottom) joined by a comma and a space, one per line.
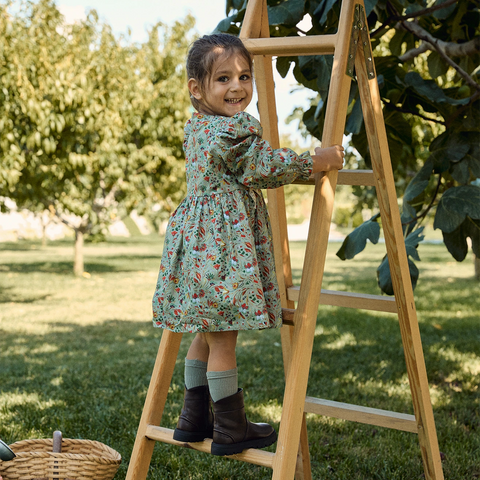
74, 229, 84, 276
41, 223, 47, 248
475, 254, 480, 281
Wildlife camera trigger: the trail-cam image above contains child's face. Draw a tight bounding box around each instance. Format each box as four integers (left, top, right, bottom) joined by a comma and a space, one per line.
189, 50, 253, 117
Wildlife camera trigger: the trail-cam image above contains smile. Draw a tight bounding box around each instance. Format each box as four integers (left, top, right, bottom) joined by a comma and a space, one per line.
225, 98, 243, 104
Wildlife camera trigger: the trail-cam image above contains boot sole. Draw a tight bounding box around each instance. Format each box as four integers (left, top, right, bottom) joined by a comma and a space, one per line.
211, 430, 277, 456
173, 428, 213, 443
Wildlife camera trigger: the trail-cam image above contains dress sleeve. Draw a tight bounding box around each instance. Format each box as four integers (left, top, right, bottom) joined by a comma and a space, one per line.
210, 112, 313, 189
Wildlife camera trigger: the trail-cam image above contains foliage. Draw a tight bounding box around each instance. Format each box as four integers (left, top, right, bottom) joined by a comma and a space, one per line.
0, 0, 192, 274
216, 0, 480, 293
1, 237, 479, 479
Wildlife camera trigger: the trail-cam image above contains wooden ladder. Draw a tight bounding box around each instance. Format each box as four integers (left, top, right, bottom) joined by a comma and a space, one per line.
125, 1, 444, 479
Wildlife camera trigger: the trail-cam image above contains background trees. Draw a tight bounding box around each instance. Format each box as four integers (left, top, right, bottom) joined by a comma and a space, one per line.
0, 0, 193, 275
218, 0, 480, 292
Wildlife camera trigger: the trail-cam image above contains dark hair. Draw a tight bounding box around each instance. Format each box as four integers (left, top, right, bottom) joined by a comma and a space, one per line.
186, 33, 253, 111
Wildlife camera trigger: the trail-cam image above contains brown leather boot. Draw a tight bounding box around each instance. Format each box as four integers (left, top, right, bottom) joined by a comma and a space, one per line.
173, 385, 214, 442
211, 388, 277, 456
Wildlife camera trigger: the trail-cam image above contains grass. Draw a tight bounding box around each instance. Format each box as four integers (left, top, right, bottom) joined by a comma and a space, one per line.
0, 235, 479, 479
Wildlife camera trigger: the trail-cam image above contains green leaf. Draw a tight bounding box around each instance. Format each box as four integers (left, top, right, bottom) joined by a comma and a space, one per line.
405, 226, 425, 261
403, 159, 433, 203
442, 217, 480, 261
404, 72, 470, 106
313, 0, 336, 25
214, 14, 240, 33
428, 132, 470, 173
276, 56, 294, 78
268, 0, 306, 27
345, 99, 363, 135
226, 0, 247, 15
377, 255, 419, 295
427, 51, 449, 79
384, 111, 412, 145
389, 30, 408, 57
433, 0, 458, 20
336, 214, 380, 260
434, 185, 480, 233
364, 0, 379, 16
450, 159, 470, 184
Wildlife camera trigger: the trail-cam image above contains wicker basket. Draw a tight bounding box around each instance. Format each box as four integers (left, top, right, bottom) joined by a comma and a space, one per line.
0, 438, 121, 480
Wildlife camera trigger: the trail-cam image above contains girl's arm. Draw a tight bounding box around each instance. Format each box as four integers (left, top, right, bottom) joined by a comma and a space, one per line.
311, 145, 345, 174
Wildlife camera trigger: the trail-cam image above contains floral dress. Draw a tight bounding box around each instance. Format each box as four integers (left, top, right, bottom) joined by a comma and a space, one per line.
152, 111, 312, 333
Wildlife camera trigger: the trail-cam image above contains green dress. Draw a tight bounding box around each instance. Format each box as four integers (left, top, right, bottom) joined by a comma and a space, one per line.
152, 111, 312, 333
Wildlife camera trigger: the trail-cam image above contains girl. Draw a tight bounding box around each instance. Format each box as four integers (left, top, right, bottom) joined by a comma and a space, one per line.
152, 33, 344, 456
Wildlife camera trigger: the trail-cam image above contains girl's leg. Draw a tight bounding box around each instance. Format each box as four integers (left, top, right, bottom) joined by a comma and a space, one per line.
184, 333, 209, 389
204, 331, 238, 402
204, 331, 277, 456
173, 333, 212, 442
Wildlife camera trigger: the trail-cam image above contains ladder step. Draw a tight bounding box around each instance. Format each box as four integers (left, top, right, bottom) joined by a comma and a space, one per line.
145, 425, 275, 468
243, 35, 336, 56
294, 169, 375, 186
304, 397, 418, 433
287, 288, 398, 313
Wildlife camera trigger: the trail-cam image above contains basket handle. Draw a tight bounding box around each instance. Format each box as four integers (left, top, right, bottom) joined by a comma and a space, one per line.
53, 431, 62, 453
32, 432, 63, 480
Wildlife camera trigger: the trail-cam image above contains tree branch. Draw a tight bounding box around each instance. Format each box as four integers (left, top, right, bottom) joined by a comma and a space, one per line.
399, 20, 480, 92
371, 0, 459, 38
401, 0, 458, 20
383, 99, 446, 125
400, 34, 480, 62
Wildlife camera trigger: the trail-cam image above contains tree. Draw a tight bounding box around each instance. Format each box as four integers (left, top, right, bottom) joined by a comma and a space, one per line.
0, 0, 192, 275
217, 0, 480, 292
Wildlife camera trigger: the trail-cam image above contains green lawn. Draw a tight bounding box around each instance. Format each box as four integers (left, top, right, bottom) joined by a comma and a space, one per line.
0, 235, 479, 479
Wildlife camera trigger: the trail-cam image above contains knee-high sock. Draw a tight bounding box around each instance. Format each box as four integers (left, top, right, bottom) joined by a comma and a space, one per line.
207, 368, 238, 402
184, 358, 208, 389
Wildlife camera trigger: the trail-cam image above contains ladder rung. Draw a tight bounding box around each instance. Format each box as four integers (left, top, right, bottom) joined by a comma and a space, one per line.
287, 288, 398, 313
282, 308, 295, 325
243, 35, 336, 56
145, 425, 275, 468
304, 397, 418, 433
294, 169, 375, 186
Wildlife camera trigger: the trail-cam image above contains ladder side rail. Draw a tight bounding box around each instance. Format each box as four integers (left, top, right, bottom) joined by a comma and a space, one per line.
241, 1, 312, 478
126, 330, 183, 480
354, 30, 444, 480
255, 50, 312, 480
271, 1, 357, 479
239, 0, 264, 38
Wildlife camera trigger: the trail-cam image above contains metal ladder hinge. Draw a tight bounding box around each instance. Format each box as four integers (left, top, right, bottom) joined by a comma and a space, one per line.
346, 4, 376, 80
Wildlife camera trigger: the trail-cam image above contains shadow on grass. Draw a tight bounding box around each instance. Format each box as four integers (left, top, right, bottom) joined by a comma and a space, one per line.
0, 285, 50, 304
0, 256, 161, 275
1, 311, 478, 479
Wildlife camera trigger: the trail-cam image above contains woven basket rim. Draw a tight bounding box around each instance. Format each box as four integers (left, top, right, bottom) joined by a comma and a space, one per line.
5, 438, 121, 463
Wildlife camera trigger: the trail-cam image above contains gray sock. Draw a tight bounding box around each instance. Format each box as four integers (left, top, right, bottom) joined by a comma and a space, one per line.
184, 358, 208, 389
207, 368, 238, 402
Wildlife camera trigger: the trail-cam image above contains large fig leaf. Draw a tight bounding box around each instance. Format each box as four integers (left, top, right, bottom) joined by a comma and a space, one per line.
377, 255, 419, 296
268, 0, 306, 26
404, 72, 470, 106
336, 213, 380, 260
434, 185, 480, 233
442, 217, 480, 261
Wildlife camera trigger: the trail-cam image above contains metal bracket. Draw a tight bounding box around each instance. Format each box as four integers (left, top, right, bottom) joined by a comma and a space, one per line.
346, 4, 376, 79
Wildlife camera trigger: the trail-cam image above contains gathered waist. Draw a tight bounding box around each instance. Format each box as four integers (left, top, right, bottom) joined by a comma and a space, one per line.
186, 186, 259, 199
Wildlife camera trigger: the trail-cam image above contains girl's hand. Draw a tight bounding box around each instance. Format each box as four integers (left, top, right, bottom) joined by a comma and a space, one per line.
311, 145, 345, 173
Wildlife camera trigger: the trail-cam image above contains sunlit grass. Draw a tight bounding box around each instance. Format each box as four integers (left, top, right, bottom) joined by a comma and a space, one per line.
0, 236, 479, 479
